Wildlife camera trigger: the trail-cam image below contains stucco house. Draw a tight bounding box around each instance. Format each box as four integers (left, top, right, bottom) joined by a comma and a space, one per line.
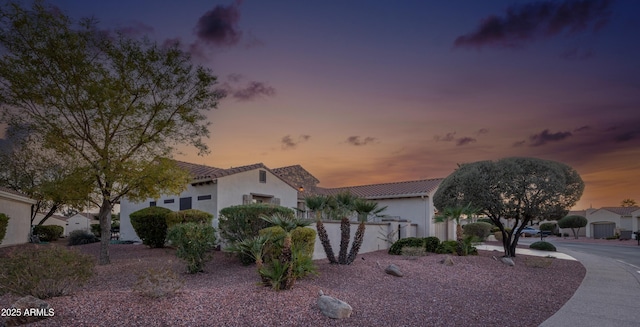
119, 161, 299, 242
584, 207, 640, 239
0, 186, 36, 247
272, 165, 447, 240
41, 214, 70, 237
66, 213, 99, 235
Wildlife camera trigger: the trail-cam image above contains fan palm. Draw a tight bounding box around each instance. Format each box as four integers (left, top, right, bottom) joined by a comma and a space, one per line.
434, 203, 479, 241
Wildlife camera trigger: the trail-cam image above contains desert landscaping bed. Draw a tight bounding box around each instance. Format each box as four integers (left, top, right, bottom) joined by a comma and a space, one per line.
1, 243, 585, 327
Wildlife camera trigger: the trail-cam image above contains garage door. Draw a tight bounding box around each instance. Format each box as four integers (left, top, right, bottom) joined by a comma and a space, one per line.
592, 223, 615, 239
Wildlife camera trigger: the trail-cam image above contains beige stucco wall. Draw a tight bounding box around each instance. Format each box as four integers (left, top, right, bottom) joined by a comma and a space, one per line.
0, 191, 35, 247
372, 195, 437, 238
587, 210, 623, 238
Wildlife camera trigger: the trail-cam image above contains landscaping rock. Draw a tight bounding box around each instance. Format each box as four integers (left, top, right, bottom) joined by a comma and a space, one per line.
501, 257, 515, 266
317, 290, 352, 319
440, 255, 455, 266
385, 264, 403, 277
4, 295, 52, 326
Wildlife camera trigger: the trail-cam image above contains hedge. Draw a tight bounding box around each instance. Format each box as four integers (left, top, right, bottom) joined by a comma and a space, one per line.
218, 204, 295, 245
130, 206, 173, 248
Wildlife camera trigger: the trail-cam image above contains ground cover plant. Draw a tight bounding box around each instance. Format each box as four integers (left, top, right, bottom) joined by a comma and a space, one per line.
0, 241, 585, 327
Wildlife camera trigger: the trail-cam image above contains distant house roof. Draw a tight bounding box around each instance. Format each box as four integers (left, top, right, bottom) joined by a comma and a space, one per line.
174, 160, 296, 189
596, 207, 640, 216
0, 186, 36, 204
272, 165, 322, 198
321, 178, 444, 200
568, 210, 587, 217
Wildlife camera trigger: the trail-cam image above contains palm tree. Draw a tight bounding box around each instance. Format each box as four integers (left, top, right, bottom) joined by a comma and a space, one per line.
304, 195, 336, 263
434, 203, 478, 241
345, 199, 387, 264
331, 192, 358, 264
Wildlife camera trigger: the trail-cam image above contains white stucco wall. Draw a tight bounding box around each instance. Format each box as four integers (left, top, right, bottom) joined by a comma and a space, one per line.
587, 209, 622, 238
0, 191, 35, 247
215, 169, 298, 217
119, 168, 297, 242
373, 196, 436, 238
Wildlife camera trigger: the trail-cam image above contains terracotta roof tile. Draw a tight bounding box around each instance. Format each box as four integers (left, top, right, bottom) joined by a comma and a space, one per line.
321, 178, 444, 199
597, 207, 640, 216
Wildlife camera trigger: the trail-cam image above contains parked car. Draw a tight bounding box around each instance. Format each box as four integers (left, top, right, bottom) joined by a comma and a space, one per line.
518, 227, 541, 237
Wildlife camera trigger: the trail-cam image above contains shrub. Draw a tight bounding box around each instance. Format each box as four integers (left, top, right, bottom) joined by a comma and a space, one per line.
388, 237, 425, 255
167, 222, 217, 274
0, 244, 94, 299
219, 204, 295, 245
436, 240, 458, 254
477, 218, 495, 226
0, 213, 9, 244
540, 222, 556, 233
132, 268, 183, 298
32, 225, 64, 242
68, 230, 99, 246
166, 209, 214, 229
457, 236, 479, 256
423, 236, 440, 253
90, 223, 101, 237
463, 222, 493, 240
529, 241, 557, 251
130, 206, 172, 248
259, 226, 316, 262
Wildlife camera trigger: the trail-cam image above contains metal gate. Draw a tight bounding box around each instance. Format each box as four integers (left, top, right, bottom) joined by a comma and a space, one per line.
592, 223, 615, 239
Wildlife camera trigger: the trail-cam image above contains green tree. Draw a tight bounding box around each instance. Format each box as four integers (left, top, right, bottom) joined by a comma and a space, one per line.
0, 1, 222, 264
433, 157, 584, 257
557, 215, 588, 239
621, 198, 637, 207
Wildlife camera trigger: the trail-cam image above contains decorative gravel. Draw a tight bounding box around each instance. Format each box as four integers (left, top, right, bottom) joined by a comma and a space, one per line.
1, 243, 585, 327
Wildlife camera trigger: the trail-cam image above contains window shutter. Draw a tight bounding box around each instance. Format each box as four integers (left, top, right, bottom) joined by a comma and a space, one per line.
243, 194, 251, 204
271, 198, 281, 205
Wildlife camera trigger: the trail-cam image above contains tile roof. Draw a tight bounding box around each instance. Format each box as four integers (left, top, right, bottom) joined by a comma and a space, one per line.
568, 210, 587, 217
597, 207, 640, 216
0, 186, 29, 198
321, 178, 444, 199
174, 160, 295, 189
272, 165, 320, 185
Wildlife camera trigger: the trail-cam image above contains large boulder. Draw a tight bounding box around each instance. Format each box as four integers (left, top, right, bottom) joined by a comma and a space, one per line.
501, 257, 515, 266
440, 255, 455, 266
385, 264, 403, 277
317, 290, 352, 319
3, 295, 53, 326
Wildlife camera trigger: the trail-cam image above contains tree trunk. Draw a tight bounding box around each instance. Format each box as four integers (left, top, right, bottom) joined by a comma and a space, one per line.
338, 217, 350, 264
280, 234, 294, 290
346, 222, 365, 264
98, 199, 113, 265
315, 220, 336, 264
456, 223, 464, 241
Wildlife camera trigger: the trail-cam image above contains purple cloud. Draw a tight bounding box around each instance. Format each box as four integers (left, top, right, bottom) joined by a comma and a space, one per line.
456, 137, 477, 146
218, 75, 276, 101
513, 140, 527, 147
454, 0, 613, 49
529, 129, 573, 146
194, 0, 243, 46
346, 136, 377, 146
614, 131, 639, 143
476, 128, 490, 135
281, 134, 311, 150
574, 125, 591, 132
434, 132, 456, 142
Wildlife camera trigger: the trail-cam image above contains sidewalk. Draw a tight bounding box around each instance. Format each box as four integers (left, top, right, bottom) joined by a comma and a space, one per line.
479, 241, 640, 327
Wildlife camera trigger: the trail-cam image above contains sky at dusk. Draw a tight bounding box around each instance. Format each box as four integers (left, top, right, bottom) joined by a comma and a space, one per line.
5, 0, 640, 209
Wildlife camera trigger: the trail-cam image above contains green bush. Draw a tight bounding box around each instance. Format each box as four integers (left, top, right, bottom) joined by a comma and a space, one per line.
259, 226, 316, 276
130, 206, 173, 248
463, 222, 493, 240
166, 209, 214, 229
167, 222, 217, 273
423, 236, 440, 253
436, 240, 458, 254
32, 225, 64, 242
529, 241, 557, 251
0, 213, 9, 244
90, 223, 101, 237
68, 230, 99, 246
477, 218, 496, 226
540, 222, 556, 233
388, 237, 425, 255
0, 244, 94, 299
219, 204, 295, 245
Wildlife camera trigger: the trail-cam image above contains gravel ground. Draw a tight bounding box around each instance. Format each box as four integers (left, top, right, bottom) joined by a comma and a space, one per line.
1, 242, 585, 327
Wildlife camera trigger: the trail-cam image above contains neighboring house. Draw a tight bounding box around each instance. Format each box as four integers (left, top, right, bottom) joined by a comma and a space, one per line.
120, 161, 298, 242
271, 166, 446, 240
41, 214, 70, 237
585, 207, 640, 239
66, 213, 99, 235
0, 186, 36, 247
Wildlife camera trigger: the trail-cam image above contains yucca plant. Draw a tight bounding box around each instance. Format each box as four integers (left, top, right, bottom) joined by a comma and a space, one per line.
227, 235, 270, 282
